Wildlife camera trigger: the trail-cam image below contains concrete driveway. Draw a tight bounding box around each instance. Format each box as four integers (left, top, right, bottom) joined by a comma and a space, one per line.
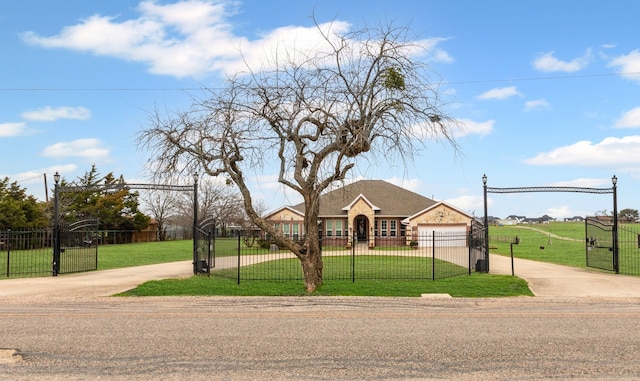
2, 254, 640, 299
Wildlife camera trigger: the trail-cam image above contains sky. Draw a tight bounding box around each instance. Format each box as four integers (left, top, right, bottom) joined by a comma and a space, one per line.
2, 0, 640, 220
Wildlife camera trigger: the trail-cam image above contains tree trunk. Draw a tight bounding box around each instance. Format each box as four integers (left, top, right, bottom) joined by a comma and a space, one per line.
301, 196, 323, 292
301, 245, 323, 292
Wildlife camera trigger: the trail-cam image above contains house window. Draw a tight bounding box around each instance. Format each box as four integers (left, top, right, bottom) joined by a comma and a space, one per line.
381, 220, 387, 237
400, 223, 406, 237
374, 220, 378, 236
292, 223, 299, 240
326, 220, 333, 237
335, 220, 342, 236
283, 223, 290, 238
390, 220, 397, 237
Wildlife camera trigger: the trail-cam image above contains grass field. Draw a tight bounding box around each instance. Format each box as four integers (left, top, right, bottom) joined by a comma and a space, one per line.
489, 221, 640, 274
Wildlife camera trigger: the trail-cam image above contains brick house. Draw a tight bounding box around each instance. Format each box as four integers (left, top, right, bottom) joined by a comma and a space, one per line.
263, 180, 474, 248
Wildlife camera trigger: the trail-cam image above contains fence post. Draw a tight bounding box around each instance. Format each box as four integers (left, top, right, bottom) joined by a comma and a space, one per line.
4, 230, 9, 278
237, 234, 241, 284
52, 173, 61, 276
432, 231, 435, 281
351, 232, 355, 283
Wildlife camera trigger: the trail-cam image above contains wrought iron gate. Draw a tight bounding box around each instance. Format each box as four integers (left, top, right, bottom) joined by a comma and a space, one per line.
195, 217, 215, 274
585, 217, 617, 272
54, 219, 99, 275
469, 219, 487, 272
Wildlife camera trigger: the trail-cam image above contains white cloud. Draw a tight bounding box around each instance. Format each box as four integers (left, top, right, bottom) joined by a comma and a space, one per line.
21, 106, 91, 122
455, 119, 494, 137
549, 177, 613, 188
524, 99, 550, 112
0, 122, 27, 137
532, 49, 592, 73
384, 177, 422, 193
408, 118, 493, 140
477, 86, 522, 100
609, 49, 640, 83
444, 194, 483, 216
41, 138, 110, 159
523, 135, 640, 168
20, 0, 451, 78
614, 107, 640, 128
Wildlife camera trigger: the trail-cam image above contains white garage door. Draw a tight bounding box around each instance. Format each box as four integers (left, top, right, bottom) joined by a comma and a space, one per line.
417, 225, 467, 247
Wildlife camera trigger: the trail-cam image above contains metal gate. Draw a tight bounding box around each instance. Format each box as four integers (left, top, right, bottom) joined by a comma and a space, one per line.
195, 217, 215, 274
469, 219, 487, 272
54, 219, 99, 275
585, 217, 617, 272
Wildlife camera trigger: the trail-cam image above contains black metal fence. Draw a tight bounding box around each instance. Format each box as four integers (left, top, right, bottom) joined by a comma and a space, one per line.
2, 220, 98, 278
1, 228, 53, 278
209, 230, 483, 283
585, 217, 616, 271
618, 223, 640, 276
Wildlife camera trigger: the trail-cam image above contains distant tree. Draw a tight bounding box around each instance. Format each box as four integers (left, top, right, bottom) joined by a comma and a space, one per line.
141, 188, 180, 241
0, 177, 47, 229
60, 165, 150, 230
139, 22, 458, 291
619, 208, 639, 223
172, 178, 244, 236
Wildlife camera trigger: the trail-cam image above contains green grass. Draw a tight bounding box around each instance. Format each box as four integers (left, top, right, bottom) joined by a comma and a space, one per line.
490, 223, 587, 268
98, 240, 193, 270
119, 272, 533, 297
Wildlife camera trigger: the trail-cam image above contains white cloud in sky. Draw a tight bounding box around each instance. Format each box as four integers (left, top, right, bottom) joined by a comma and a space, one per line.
524, 99, 550, 112
524, 135, 640, 167
532, 49, 592, 72
444, 194, 483, 216
408, 118, 493, 140
614, 107, 640, 128
41, 138, 110, 159
384, 177, 422, 193
19, 0, 450, 78
477, 86, 521, 100
0, 122, 28, 137
455, 119, 494, 137
21, 106, 91, 122
609, 49, 640, 83
549, 177, 613, 188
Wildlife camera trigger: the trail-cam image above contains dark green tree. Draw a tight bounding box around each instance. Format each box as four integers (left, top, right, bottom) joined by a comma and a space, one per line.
61, 165, 150, 230
0, 177, 47, 229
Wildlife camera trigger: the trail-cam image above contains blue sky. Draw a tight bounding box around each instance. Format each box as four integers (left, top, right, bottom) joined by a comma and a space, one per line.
2, 0, 639, 219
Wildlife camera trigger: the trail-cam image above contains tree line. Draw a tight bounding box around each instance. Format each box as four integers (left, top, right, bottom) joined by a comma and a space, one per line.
0, 165, 255, 238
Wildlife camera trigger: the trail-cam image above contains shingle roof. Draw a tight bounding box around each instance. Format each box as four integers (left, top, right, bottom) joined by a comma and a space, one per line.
291, 180, 436, 217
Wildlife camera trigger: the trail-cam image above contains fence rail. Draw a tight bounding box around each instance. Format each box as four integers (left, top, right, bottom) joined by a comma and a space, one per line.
1, 229, 53, 278
210, 231, 482, 283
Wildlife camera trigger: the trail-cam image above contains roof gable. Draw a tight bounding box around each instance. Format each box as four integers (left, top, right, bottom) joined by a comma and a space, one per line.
263, 206, 305, 220
402, 201, 473, 224
341, 194, 381, 211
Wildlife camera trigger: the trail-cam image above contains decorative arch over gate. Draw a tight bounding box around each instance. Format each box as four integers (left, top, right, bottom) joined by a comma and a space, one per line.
52, 172, 201, 276
481, 174, 619, 273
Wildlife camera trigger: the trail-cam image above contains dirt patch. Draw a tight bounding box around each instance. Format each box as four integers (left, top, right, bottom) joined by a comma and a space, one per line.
0, 348, 22, 364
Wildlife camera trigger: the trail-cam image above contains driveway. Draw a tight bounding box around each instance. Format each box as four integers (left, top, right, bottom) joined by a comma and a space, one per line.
2, 254, 640, 299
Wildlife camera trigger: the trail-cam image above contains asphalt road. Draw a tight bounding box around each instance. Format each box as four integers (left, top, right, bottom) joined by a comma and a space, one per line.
2, 255, 640, 380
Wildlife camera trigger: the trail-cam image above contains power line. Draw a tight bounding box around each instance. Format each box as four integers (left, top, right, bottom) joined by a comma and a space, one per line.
0, 71, 638, 92
441, 71, 640, 86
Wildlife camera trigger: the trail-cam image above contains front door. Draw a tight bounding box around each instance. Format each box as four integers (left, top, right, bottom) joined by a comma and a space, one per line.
355, 216, 368, 242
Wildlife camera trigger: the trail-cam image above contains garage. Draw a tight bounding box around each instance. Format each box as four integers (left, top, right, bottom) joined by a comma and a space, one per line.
417, 224, 468, 247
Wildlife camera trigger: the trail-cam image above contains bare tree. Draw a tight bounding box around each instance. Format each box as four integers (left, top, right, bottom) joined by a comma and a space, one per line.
141, 189, 179, 241
139, 22, 458, 292
193, 178, 243, 236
